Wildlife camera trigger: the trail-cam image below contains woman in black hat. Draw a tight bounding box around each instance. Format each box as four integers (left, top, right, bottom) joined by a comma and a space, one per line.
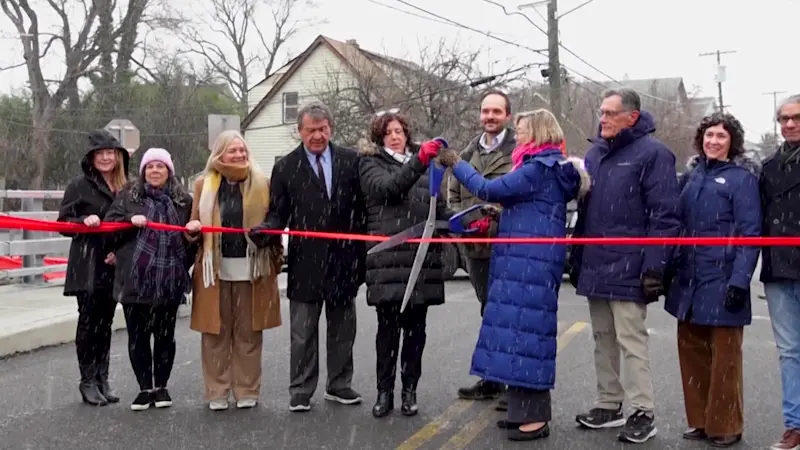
57, 129, 129, 406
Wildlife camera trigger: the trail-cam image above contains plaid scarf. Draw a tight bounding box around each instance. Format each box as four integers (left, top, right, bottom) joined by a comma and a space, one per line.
131, 185, 189, 302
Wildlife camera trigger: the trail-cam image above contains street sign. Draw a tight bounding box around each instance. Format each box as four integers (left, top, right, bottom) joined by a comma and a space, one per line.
208, 114, 241, 150
105, 119, 140, 154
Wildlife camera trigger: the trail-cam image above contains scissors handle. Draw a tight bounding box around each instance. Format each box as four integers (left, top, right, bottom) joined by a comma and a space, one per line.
449, 203, 489, 234
427, 137, 449, 198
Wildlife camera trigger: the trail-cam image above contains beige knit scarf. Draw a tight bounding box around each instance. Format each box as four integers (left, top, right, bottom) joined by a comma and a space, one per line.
197, 159, 271, 288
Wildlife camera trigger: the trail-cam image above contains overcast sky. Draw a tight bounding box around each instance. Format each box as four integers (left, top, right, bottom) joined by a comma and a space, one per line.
1, 0, 796, 142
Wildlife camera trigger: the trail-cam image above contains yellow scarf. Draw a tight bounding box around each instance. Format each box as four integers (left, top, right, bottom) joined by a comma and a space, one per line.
197, 159, 271, 287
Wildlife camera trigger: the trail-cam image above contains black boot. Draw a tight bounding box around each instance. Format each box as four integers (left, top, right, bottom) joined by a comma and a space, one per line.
401, 388, 418, 417
372, 391, 393, 418
95, 349, 119, 403
79, 362, 108, 406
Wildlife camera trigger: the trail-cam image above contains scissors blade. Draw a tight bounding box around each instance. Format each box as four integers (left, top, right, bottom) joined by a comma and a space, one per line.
401, 197, 437, 312
368, 220, 450, 255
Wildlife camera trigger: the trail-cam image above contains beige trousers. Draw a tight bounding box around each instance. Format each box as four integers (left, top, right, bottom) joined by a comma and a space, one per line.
201, 281, 263, 401
588, 299, 655, 412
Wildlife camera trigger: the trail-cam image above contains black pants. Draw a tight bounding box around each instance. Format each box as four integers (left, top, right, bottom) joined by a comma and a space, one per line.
123, 304, 179, 391
289, 300, 357, 396
76, 292, 117, 382
466, 258, 491, 317
375, 303, 428, 392
507, 386, 552, 423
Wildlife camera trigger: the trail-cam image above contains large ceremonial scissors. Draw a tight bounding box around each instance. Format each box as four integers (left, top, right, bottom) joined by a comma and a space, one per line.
367, 137, 487, 312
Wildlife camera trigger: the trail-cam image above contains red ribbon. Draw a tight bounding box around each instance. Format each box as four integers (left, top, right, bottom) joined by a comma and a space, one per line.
1, 214, 798, 246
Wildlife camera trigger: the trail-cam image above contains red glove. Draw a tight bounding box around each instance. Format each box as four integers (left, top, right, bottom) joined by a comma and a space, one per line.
468, 217, 492, 234
418, 140, 443, 165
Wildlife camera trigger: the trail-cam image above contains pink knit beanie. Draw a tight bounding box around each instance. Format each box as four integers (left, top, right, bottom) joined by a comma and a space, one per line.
139, 147, 175, 174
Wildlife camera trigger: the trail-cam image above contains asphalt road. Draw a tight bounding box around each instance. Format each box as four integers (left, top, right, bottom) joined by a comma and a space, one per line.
0, 280, 785, 450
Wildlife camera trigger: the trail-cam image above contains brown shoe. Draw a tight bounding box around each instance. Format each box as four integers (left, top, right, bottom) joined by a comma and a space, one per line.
708, 434, 741, 447
771, 429, 800, 450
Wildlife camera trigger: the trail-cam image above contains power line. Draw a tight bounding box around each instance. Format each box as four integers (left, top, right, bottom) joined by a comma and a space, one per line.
0, 63, 544, 135
482, 0, 676, 104
763, 90, 787, 135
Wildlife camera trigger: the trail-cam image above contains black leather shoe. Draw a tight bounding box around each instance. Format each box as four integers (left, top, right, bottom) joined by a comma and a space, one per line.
456, 379, 503, 400
401, 389, 418, 417
708, 434, 742, 447
507, 423, 550, 441
682, 428, 706, 440
79, 381, 109, 406
372, 391, 393, 418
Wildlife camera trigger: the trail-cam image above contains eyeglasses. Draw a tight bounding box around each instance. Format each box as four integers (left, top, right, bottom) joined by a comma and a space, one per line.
778, 114, 800, 125
375, 108, 400, 117
597, 109, 626, 119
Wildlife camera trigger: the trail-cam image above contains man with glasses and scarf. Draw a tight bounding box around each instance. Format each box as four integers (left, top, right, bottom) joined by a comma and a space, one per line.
760, 94, 800, 450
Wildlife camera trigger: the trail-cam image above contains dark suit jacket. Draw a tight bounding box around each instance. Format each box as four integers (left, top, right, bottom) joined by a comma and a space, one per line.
265, 143, 367, 304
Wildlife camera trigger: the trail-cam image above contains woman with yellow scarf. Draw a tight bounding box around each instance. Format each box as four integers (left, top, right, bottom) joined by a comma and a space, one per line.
185, 130, 283, 411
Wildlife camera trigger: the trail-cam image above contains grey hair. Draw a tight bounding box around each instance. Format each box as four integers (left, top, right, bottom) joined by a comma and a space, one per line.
602, 87, 641, 112
297, 101, 334, 131
776, 94, 800, 119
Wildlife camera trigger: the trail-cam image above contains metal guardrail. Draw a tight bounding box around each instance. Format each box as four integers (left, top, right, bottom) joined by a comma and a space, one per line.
0, 190, 69, 284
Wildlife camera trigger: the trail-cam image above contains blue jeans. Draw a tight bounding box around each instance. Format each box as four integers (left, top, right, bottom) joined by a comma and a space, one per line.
765, 281, 800, 429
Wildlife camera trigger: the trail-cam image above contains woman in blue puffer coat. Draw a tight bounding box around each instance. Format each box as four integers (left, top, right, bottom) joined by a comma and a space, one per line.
437, 108, 590, 441
664, 112, 761, 447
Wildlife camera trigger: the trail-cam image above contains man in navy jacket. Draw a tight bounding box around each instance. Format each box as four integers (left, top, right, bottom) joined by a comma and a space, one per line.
570, 88, 680, 444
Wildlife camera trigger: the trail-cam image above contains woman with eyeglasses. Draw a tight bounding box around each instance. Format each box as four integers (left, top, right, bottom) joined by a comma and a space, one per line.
437, 109, 590, 441
357, 111, 447, 418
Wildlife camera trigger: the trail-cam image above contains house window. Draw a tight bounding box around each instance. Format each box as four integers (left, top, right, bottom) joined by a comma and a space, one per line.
283, 92, 299, 124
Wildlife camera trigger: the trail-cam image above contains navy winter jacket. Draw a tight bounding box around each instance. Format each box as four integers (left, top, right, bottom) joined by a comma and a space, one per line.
664, 155, 762, 326
572, 111, 681, 302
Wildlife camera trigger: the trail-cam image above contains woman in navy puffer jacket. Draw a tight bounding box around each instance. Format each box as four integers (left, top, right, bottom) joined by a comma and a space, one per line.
438, 109, 590, 441
664, 112, 761, 447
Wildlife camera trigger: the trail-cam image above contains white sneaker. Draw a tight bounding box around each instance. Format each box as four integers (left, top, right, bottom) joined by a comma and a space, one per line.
209, 399, 229, 411
236, 398, 257, 409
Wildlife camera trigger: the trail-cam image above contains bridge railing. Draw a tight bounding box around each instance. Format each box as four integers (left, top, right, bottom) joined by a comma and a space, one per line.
0, 190, 69, 285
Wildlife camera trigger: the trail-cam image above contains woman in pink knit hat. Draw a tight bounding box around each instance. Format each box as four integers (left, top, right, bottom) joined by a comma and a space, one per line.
105, 147, 198, 411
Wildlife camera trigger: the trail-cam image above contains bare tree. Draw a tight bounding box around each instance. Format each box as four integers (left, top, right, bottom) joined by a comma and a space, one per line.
0, 0, 165, 188
312, 39, 517, 149
184, 0, 317, 116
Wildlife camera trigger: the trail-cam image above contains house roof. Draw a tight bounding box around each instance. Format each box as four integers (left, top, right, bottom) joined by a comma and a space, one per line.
242, 35, 419, 130
595, 77, 687, 103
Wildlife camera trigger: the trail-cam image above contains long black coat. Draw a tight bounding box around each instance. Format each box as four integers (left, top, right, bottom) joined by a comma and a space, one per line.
104, 181, 196, 306
57, 134, 130, 296
264, 143, 366, 304
358, 140, 448, 307
760, 142, 800, 282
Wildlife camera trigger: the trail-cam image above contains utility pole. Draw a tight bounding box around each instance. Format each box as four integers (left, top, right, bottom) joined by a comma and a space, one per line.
699, 49, 736, 112
546, 0, 562, 121
519, 0, 562, 120
763, 90, 787, 135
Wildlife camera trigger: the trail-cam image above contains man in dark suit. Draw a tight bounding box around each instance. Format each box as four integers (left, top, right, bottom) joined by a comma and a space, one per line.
250, 101, 366, 412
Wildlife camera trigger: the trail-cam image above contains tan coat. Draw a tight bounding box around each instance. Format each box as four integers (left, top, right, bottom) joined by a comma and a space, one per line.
188, 176, 282, 334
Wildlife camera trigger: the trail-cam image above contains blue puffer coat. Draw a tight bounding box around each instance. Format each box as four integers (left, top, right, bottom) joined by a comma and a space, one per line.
571, 111, 681, 302
450, 147, 590, 390
664, 155, 762, 326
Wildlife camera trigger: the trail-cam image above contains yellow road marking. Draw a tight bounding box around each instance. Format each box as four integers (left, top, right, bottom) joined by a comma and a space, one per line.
396, 321, 588, 450
396, 401, 474, 450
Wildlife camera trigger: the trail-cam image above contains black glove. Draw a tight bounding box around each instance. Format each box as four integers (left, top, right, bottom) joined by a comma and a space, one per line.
724, 286, 749, 313
569, 266, 580, 289
247, 223, 280, 249
641, 270, 664, 303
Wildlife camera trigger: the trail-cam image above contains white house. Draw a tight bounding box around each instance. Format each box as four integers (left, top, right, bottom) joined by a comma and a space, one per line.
242, 35, 421, 177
